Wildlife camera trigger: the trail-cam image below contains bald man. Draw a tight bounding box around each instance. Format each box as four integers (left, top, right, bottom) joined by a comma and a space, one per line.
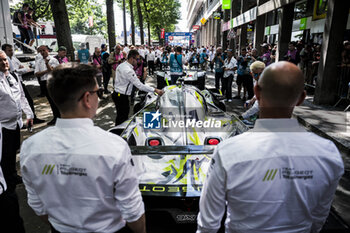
197, 62, 344, 233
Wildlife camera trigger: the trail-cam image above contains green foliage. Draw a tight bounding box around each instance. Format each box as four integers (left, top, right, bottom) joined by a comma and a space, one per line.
12, 0, 107, 37
116, 0, 181, 40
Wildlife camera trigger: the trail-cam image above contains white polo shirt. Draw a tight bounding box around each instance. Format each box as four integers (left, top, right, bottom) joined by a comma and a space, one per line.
223, 57, 237, 78
20, 118, 145, 232
7, 55, 30, 82
197, 118, 344, 233
114, 61, 155, 95
0, 71, 33, 130
147, 51, 155, 61
34, 56, 59, 81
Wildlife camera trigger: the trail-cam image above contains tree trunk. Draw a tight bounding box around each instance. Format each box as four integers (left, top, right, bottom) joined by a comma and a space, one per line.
106, 0, 116, 52
129, 0, 135, 45
123, 0, 127, 45
136, 0, 144, 45
143, 0, 151, 45
49, 0, 75, 61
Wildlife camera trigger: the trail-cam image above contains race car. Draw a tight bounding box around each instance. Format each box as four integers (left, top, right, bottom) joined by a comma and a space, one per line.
109, 82, 248, 224
156, 68, 206, 90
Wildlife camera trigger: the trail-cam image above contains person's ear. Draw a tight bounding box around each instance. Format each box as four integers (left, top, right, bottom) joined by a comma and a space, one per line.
81, 91, 93, 109
296, 90, 306, 106
254, 84, 261, 101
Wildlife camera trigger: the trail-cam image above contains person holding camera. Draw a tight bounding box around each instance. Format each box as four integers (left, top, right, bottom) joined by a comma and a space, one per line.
222, 49, 237, 102
235, 48, 254, 100
284, 42, 300, 65
211, 47, 225, 91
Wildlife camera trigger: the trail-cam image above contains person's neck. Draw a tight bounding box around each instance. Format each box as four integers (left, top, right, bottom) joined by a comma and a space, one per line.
259, 108, 293, 119
61, 112, 91, 119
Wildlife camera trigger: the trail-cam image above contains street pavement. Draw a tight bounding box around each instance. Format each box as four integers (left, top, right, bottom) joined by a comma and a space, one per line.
16, 70, 350, 232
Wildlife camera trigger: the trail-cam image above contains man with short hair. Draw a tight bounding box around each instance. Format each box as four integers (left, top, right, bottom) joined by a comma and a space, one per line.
169, 46, 188, 84
211, 47, 225, 90
21, 64, 146, 233
197, 61, 344, 233
34, 45, 60, 125
101, 44, 111, 93
77, 43, 90, 64
112, 50, 164, 125
3, 43, 44, 124
54, 46, 69, 64
0, 50, 32, 232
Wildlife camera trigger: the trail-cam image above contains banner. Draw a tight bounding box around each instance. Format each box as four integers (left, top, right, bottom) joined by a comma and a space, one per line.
222, 0, 231, 10
161, 28, 165, 39
193, 25, 200, 30
299, 18, 307, 30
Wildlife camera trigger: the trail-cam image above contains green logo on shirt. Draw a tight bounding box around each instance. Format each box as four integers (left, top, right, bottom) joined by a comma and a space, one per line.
263, 169, 278, 181
42, 164, 55, 175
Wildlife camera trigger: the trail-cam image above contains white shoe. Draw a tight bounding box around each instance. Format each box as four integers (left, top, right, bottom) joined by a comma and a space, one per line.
228, 99, 232, 102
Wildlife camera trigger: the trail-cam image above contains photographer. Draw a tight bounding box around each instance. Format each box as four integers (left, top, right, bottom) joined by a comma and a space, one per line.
284, 41, 300, 65
211, 47, 225, 91
235, 48, 254, 100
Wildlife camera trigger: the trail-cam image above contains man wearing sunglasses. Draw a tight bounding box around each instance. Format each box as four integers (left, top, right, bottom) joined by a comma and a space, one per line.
20, 64, 146, 233
113, 49, 164, 126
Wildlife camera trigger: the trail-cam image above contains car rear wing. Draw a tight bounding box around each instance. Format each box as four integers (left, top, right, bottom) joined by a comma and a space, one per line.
130, 145, 215, 156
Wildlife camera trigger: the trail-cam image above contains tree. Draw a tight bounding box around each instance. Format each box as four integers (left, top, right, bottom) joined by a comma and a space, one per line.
117, 0, 181, 44
106, 0, 116, 52
49, 0, 74, 61
143, 0, 151, 45
135, 0, 144, 44
13, 0, 107, 36
129, 0, 136, 45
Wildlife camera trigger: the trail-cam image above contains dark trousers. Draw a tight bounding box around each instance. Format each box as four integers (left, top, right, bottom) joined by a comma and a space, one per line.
42, 80, 60, 119
1, 126, 20, 185
0, 189, 25, 233
243, 75, 254, 99
18, 26, 30, 45
38, 78, 45, 96
171, 75, 182, 85
103, 69, 112, 91
148, 61, 155, 75
0, 126, 25, 232
112, 92, 130, 126
215, 72, 224, 90
21, 81, 36, 118
222, 74, 234, 100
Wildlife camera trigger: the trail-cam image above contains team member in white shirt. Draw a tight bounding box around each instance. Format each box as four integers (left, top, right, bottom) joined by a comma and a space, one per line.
222, 49, 237, 102
147, 48, 156, 75
112, 49, 164, 126
123, 44, 130, 56
3, 43, 45, 124
34, 45, 60, 125
21, 64, 146, 233
197, 61, 344, 233
0, 50, 32, 233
